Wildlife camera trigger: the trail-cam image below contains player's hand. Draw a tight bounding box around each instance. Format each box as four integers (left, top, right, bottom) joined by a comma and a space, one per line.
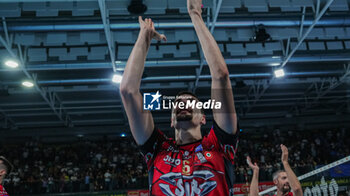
187, 0, 202, 16
247, 156, 259, 171
281, 144, 289, 163
153, 31, 167, 42
138, 16, 167, 42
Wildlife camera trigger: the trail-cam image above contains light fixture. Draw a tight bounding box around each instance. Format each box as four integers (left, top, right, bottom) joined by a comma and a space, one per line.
5, 60, 19, 68
121, 133, 126, 137
270, 63, 280, 66
112, 74, 123, 83
274, 69, 285, 78
22, 81, 34, 87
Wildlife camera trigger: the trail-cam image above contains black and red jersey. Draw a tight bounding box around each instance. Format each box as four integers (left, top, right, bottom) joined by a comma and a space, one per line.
139, 121, 239, 196
0, 185, 9, 196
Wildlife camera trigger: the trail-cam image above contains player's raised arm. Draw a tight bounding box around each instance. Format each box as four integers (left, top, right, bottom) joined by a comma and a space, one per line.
281, 144, 303, 196
120, 17, 166, 145
247, 156, 260, 196
187, 0, 237, 134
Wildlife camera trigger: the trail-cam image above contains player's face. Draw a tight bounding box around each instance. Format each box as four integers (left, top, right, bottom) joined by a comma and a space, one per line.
275, 172, 291, 193
0, 161, 6, 177
171, 94, 205, 127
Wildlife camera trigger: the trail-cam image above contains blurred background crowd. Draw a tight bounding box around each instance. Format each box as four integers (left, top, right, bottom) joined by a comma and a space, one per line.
0, 127, 349, 194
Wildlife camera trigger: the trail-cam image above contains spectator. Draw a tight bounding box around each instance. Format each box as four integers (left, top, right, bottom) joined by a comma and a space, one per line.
104, 169, 112, 190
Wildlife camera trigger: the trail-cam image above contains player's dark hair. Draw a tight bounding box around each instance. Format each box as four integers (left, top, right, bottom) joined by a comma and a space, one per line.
0, 156, 13, 174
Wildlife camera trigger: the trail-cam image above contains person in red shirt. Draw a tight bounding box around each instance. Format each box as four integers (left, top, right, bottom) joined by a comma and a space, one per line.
272, 145, 302, 196
247, 145, 303, 196
120, 0, 238, 195
0, 156, 13, 196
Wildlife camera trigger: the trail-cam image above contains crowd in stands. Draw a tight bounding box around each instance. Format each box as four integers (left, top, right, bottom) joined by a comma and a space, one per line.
0, 127, 349, 194
0, 137, 148, 194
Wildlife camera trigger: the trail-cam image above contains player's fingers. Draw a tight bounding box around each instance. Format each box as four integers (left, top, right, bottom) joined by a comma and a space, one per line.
282, 145, 287, 150
161, 35, 167, 42
138, 16, 142, 22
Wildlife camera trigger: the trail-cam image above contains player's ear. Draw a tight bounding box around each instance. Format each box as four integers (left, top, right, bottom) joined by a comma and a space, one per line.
170, 112, 174, 128
0, 169, 6, 177
273, 179, 278, 185
200, 114, 206, 125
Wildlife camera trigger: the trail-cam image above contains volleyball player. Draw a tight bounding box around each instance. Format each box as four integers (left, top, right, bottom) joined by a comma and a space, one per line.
0, 156, 13, 196
247, 145, 303, 196
120, 0, 239, 194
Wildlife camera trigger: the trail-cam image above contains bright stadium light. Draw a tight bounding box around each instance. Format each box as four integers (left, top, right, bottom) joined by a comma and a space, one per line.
112, 74, 123, 83
274, 69, 285, 78
5, 60, 19, 68
22, 81, 34, 87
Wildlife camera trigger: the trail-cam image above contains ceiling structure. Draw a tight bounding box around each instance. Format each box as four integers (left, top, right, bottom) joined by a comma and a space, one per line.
0, 0, 350, 139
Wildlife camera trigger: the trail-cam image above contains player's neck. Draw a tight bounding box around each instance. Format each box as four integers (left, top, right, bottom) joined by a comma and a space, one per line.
175, 126, 202, 145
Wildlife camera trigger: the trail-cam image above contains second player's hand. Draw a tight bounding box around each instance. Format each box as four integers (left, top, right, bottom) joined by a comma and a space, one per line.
247, 156, 259, 171
138, 16, 167, 42
187, 0, 202, 16
153, 31, 167, 42
281, 144, 289, 163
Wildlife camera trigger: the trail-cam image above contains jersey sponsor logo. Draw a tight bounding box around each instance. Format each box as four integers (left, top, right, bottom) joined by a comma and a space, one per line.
166, 145, 179, 152
224, 144, 235, 154
204, 151, 213, 159
158, 170, 217, 196
167, 146, 175, 152
183, 151, 192, 160
195, 144, 203, 152
163, 155, 181, 167
196, 152, 207, 163
144, 152, 153, 163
